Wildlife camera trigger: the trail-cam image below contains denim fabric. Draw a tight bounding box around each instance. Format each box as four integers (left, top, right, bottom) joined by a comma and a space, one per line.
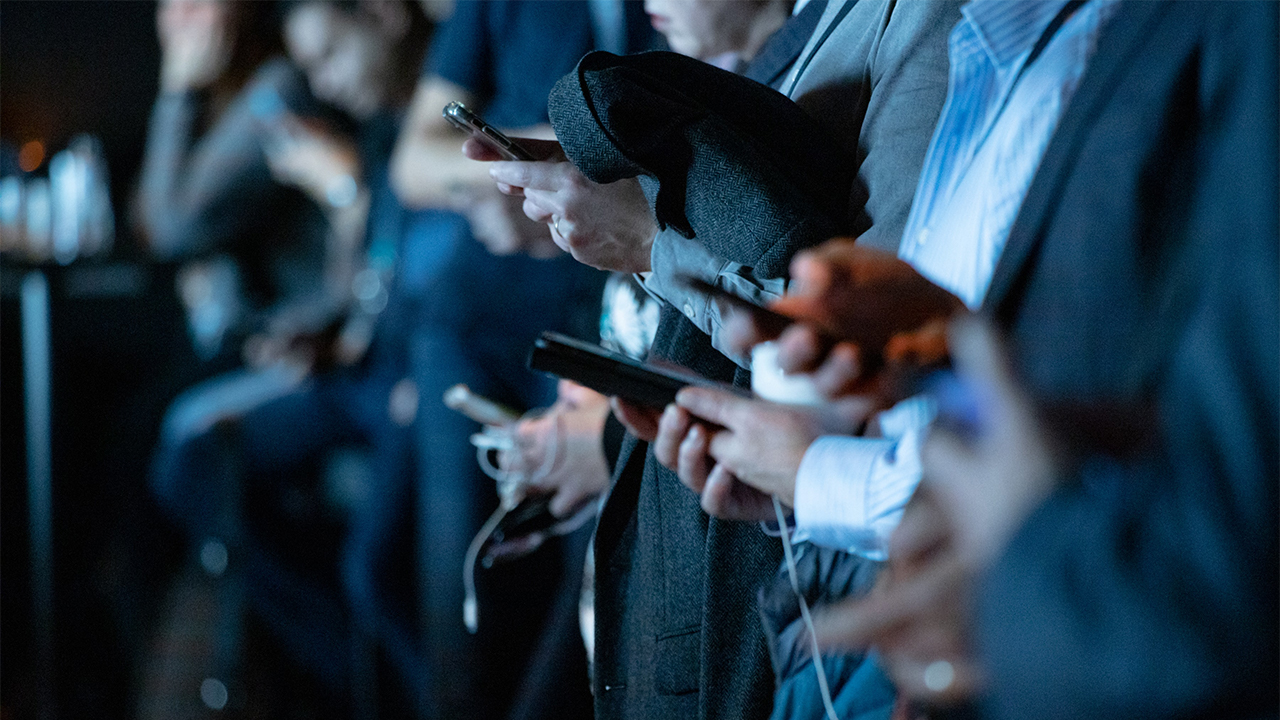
409, 234, 606, 719
151, 360, 415, 684
150, 363, 309, 542
770, 651, 895, 720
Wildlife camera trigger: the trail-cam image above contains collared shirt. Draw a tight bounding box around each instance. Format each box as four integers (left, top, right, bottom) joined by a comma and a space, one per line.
790, 0, 1121, 559
900, 0, 1121, 308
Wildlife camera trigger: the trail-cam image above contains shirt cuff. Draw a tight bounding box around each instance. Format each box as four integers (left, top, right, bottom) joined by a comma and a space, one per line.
793, 436, 901, 559
643, 230, 787, 369
792, 396, 935, 559
788, 394, 942, 558
642, 227, 721, 333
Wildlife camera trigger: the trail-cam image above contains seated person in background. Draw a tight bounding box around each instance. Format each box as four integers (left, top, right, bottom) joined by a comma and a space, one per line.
150, 0, 433, 709
139, 0, 363, 579
134, 0, 341, 362
387, 3, 654, 718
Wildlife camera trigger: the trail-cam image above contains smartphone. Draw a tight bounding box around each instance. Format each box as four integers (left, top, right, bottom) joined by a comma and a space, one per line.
528, 331, 719, 409
443, 384, 521, 426
442, 101, 536, 161
676, 275, 796, 337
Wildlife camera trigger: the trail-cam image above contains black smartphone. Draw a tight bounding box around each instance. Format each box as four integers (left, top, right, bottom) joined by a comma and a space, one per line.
442, 101, 536, 161
528, 331, 720, 409
676, 275, 796, 337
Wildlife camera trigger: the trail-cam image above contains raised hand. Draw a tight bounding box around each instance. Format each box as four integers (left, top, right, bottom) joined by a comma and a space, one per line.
501, 381, 613, 518
158, 0, 232, 92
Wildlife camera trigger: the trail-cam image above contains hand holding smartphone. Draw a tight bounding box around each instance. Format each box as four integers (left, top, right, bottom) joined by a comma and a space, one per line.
443, 384, 521, 426
443, 101, 536, 161
528, 332, 747, 409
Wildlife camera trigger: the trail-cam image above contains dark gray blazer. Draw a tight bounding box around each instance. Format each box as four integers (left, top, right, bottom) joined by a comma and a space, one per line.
973, 3, 1278, 718
583, 2, 959, 719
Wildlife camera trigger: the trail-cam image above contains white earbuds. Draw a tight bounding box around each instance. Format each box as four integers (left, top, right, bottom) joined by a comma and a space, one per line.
750, 340, 824, 406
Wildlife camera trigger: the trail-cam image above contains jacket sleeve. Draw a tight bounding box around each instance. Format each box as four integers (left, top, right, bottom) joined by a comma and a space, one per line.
978, 6, 1279, 718
789, 0, 959, 253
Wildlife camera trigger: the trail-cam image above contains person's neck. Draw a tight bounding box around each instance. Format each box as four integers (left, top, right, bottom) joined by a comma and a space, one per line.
738, 2, 791, 64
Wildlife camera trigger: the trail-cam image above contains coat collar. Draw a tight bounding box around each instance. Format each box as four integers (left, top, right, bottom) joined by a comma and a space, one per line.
962, 0, 1073, 70
744, 0, 830, 90
982, 0, 1169, 316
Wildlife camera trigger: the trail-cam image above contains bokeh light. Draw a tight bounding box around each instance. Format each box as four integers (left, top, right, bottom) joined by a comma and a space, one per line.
18, 139, 46, 172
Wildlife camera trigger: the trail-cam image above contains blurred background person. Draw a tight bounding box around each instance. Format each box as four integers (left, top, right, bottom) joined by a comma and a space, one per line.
134, 3, 355, 673
137, 1, 433, 717
135, 0, 341, 364
388, 3, 656, 719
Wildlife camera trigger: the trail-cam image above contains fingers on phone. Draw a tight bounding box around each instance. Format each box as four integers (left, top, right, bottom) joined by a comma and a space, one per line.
611, 397, 661, 441
462, 136, 504, 161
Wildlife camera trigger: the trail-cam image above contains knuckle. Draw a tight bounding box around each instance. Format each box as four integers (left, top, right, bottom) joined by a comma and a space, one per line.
564, 169, 588, 191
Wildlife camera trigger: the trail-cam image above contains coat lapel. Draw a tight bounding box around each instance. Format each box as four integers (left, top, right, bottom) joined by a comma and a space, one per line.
744, 0, 830, 89
983, 1, 1169, 315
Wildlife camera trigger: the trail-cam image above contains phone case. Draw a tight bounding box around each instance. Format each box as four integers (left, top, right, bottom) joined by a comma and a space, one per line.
528, 332, 718, 409
442, 101, 535, 161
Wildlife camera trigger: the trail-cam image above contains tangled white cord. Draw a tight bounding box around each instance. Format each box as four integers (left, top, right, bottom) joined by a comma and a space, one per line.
463, 408, 566, 633
773, 495, 839, 720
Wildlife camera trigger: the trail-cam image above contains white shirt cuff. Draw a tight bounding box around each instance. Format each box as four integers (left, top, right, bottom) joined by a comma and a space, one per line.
791, 396, 937, 559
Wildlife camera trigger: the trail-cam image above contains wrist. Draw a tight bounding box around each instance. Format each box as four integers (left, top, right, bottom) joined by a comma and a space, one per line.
635, 224, 659, 273
324, 173, 359, 208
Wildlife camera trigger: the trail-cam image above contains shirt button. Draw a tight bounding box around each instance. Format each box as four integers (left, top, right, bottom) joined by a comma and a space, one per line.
682, 303, 696, 320
917, 228, 930, 245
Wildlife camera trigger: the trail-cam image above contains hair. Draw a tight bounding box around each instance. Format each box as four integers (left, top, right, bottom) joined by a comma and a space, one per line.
209, 1, 288, 111
282, 0, 432, 109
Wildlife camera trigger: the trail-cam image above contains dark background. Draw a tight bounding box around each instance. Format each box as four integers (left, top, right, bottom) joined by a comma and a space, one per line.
2, 2, 204, 718
2, 0, 161, 213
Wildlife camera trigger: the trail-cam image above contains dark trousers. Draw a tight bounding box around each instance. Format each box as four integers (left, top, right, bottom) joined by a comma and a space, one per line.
150, 362, 414, 692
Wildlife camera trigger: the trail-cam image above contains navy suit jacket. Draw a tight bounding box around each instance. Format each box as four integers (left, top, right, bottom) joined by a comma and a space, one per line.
975, 3, 1278, 718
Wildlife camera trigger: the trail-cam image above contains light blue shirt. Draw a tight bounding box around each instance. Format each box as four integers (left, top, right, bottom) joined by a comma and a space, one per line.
794, 0, 1120, 558
900, 0, 1121, 308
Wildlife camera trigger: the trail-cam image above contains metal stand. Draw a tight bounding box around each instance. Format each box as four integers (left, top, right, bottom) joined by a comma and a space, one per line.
22, 270, 55, 720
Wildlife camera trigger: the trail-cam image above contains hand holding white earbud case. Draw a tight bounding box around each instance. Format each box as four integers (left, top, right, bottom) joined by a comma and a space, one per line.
750, 340, 824, 406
